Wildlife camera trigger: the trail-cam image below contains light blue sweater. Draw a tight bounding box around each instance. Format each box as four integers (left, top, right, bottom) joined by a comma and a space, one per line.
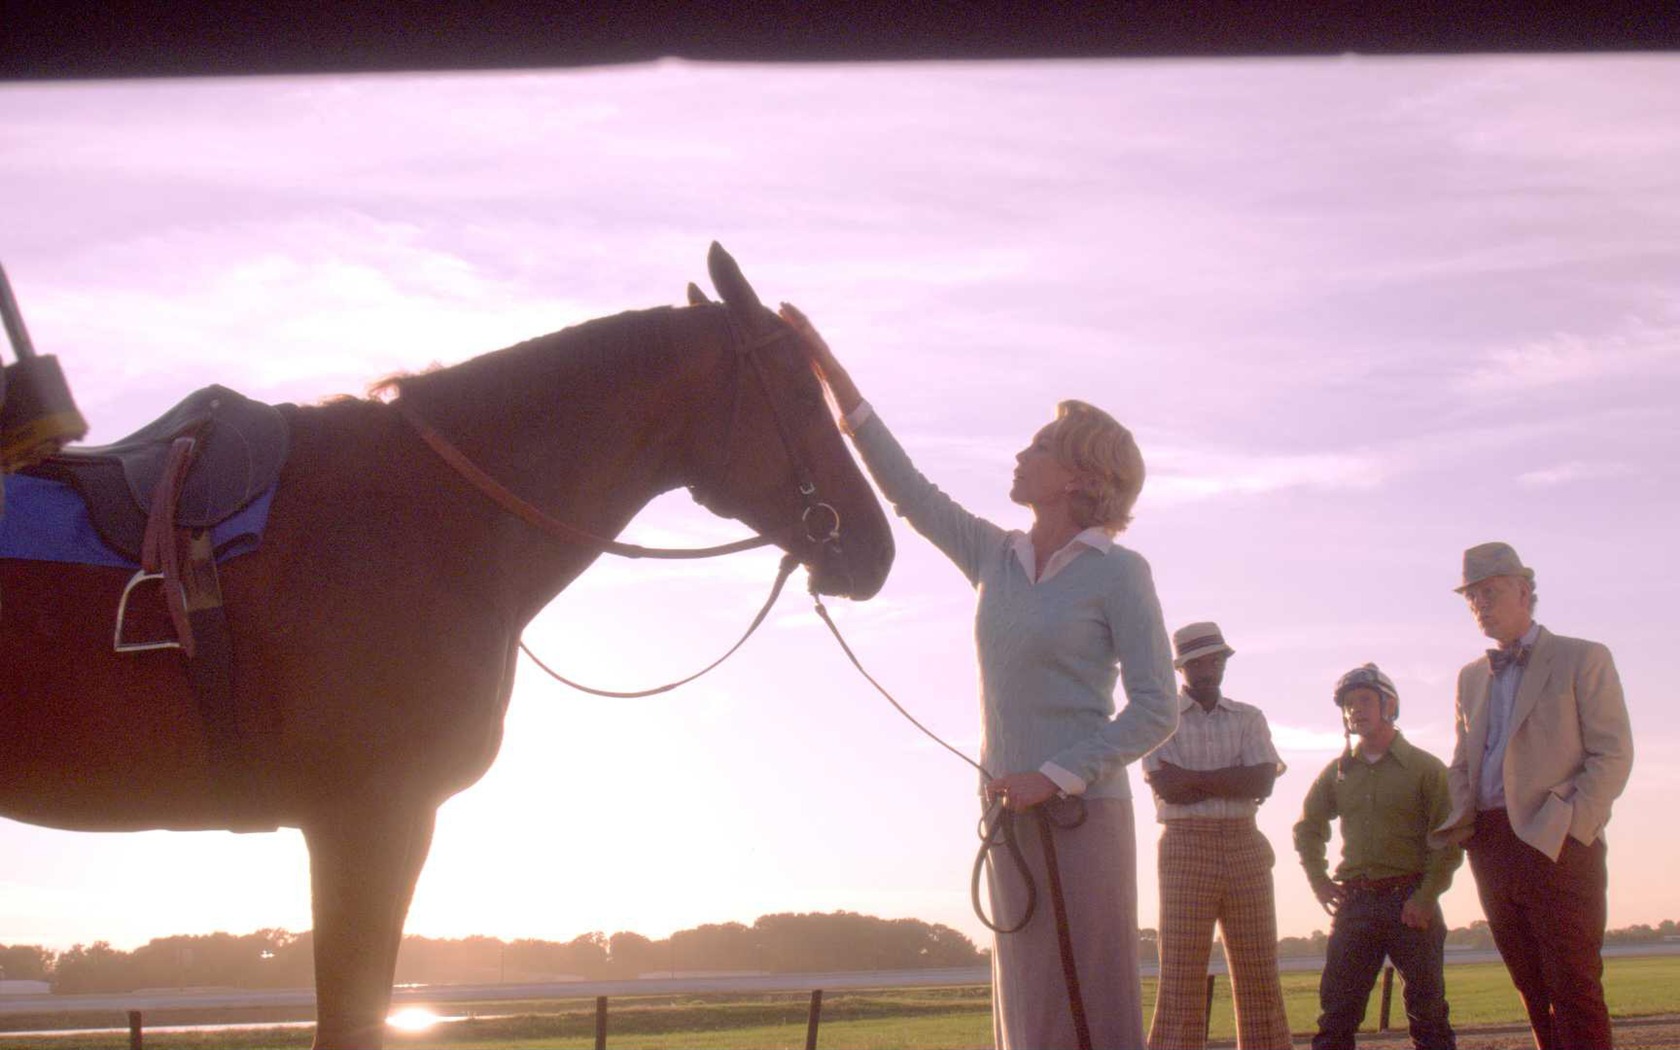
852, 413, 1180, 800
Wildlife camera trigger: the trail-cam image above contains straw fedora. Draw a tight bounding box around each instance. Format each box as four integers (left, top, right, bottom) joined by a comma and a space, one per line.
1172, 621, 1234, 668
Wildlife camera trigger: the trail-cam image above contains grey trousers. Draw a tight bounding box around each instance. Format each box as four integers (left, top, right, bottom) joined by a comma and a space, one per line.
987, 796, 1145, 1050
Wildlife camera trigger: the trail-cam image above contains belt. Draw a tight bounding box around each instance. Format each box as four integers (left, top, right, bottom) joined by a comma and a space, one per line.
1338, 874, 1423, 895
1162, 817, 1257, 832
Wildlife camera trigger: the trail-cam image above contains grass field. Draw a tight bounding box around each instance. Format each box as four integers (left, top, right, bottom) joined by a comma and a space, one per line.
1, 955, 1675, 1049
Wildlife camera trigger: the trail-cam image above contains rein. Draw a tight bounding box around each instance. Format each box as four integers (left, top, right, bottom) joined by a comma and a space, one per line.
516, 554, 799, 698
396, 404, 777, 561
393, 303, 842, 697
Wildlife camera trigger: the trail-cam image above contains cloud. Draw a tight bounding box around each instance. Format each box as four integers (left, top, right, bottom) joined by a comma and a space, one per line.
1456, 318, 1680, 396
1145, 446, 1386, 505
1517, 461, 1640, 487
1271, 723, 1352, 753
27, 214, 599, 422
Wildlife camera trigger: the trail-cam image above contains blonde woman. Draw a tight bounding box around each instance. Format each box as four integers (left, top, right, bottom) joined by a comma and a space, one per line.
781, 304, 1179, 1050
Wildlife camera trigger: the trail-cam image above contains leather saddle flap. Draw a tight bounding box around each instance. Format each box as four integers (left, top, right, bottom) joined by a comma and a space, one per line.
23, 384, 289, 560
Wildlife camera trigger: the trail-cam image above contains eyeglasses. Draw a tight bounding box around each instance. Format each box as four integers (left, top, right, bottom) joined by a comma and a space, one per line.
1462, 578, 1515, 606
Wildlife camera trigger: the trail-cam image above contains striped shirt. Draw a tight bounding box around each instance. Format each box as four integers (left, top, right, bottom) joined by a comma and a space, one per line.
1144, 691, 1285, 822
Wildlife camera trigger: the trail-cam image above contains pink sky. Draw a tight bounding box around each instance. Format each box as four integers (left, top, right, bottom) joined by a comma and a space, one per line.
1, 54, 1676, 953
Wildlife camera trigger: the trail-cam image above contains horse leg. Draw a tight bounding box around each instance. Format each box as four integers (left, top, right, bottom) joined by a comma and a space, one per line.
303, 799, 437, 1050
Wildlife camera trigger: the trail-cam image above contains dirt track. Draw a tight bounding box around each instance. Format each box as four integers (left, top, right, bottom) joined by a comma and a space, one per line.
1209, 1014, 1680, 1048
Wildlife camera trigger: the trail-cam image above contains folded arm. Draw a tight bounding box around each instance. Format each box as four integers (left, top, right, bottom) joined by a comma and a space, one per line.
1148, 761, 1279, 803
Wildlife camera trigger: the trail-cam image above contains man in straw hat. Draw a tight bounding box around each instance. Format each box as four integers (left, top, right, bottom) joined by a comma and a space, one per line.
1431, 542, 1633, 1049
1144, 622, 1292, 1050
1294, 663, 1461, 1050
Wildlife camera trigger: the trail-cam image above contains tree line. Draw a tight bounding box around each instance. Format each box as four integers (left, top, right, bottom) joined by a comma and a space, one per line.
1245, 918, 1679, 960
5, 916, 1674, 994
0, 911, 988, 994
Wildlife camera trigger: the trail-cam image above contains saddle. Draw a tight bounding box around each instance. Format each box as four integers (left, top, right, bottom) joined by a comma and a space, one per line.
25, 384, 288, 562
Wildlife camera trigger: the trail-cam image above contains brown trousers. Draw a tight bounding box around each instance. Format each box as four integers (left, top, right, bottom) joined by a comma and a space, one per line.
1148, 819, 1293, 1050
1469, 808, 1613, 1050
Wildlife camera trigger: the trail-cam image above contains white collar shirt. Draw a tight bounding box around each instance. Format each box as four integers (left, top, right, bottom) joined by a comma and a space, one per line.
1009, 527, 1112, 584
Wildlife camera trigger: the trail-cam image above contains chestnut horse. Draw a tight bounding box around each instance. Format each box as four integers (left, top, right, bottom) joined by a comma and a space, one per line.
0, 244, 894, 1048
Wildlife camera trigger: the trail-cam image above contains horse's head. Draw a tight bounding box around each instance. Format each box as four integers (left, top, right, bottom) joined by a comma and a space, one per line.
680, 243, 893, 600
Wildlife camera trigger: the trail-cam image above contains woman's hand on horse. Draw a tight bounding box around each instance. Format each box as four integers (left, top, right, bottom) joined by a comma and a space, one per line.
985, 771, 1061, 811
778, 302, 863, 415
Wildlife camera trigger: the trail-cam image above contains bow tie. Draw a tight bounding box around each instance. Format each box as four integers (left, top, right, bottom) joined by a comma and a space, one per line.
1487, 647, 1529, 674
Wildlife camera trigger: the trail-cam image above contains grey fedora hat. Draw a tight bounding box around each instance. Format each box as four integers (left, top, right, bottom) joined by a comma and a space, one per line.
1454, 541, 1535, 593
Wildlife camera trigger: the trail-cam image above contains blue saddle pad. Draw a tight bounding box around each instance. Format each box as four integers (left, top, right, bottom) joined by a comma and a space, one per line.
0, 473, 276, 570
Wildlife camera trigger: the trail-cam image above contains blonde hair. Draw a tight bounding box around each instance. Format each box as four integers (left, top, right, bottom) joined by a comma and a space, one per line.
1045, 399, 1146, 534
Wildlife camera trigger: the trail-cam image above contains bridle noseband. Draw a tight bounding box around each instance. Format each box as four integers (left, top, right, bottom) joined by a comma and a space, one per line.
706, 307, 843, 551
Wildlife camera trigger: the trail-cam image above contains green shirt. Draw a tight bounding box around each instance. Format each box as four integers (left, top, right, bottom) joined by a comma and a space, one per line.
1292, 731, 1463, 904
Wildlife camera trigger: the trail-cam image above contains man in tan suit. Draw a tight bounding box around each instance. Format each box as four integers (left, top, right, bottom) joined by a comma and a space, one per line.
1432, 542, 1633, 1050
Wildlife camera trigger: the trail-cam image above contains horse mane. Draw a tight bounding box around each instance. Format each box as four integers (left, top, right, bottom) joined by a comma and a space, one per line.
371, 306, 690, 413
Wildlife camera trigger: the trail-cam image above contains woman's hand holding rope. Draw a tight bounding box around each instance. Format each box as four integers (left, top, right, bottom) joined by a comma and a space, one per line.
985, 771, 1062, 812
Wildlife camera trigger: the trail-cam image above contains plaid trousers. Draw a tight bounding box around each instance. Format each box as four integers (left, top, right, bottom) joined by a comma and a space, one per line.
1148, 819, 1294, 1050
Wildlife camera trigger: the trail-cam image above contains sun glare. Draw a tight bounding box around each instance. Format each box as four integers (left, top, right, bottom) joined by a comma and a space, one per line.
386, 1007, 442, 1033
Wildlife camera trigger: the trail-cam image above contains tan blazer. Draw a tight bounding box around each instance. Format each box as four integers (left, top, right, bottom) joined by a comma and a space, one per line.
1431, 626, 1633, 861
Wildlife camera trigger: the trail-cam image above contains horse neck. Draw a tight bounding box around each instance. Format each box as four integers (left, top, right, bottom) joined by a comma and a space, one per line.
396, 306, 731, 618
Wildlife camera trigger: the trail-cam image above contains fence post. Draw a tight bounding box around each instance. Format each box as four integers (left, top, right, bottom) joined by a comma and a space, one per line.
1378, 964, 1395, 1032
127, 1009, 143, 1050
595, 994, 608, 1050
1203, 973, 1216, 1041
805, 988, 824, 1050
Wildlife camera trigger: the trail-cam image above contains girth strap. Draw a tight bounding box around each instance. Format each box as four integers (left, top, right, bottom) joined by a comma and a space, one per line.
111, 434, 269, 825
179, 527, 266, 820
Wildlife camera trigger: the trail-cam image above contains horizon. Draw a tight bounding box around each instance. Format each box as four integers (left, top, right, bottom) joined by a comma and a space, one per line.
1, 53, 1676, 955
9, 908, 1680, 961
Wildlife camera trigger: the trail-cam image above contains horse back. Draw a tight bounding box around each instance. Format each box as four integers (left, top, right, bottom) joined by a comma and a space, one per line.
0, 398, 522, 832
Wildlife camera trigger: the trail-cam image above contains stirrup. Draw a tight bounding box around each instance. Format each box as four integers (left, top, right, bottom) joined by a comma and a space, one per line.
113, 568, 186, 652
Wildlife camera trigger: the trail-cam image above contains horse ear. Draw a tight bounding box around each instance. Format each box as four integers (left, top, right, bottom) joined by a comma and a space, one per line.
686, 282, 712, 306
707, 241, 764, 315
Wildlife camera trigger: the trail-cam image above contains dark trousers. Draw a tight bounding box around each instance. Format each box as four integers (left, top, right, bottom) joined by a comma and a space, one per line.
1469, 808, 1612, 1050
1313, 882, 1454, 1050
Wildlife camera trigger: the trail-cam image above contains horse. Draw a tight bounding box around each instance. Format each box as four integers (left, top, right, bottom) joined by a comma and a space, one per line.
0, 243, 895, 1048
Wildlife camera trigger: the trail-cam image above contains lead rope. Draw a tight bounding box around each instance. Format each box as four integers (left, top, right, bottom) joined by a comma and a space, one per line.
806, 586, 1035, 932
1037, 801, 1093, 1050
810, 587, 1093, 1050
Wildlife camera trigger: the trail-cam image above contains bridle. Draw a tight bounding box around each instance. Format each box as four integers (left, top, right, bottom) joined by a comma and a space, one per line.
395, 303, 846, 696
700, 308, 843, 555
